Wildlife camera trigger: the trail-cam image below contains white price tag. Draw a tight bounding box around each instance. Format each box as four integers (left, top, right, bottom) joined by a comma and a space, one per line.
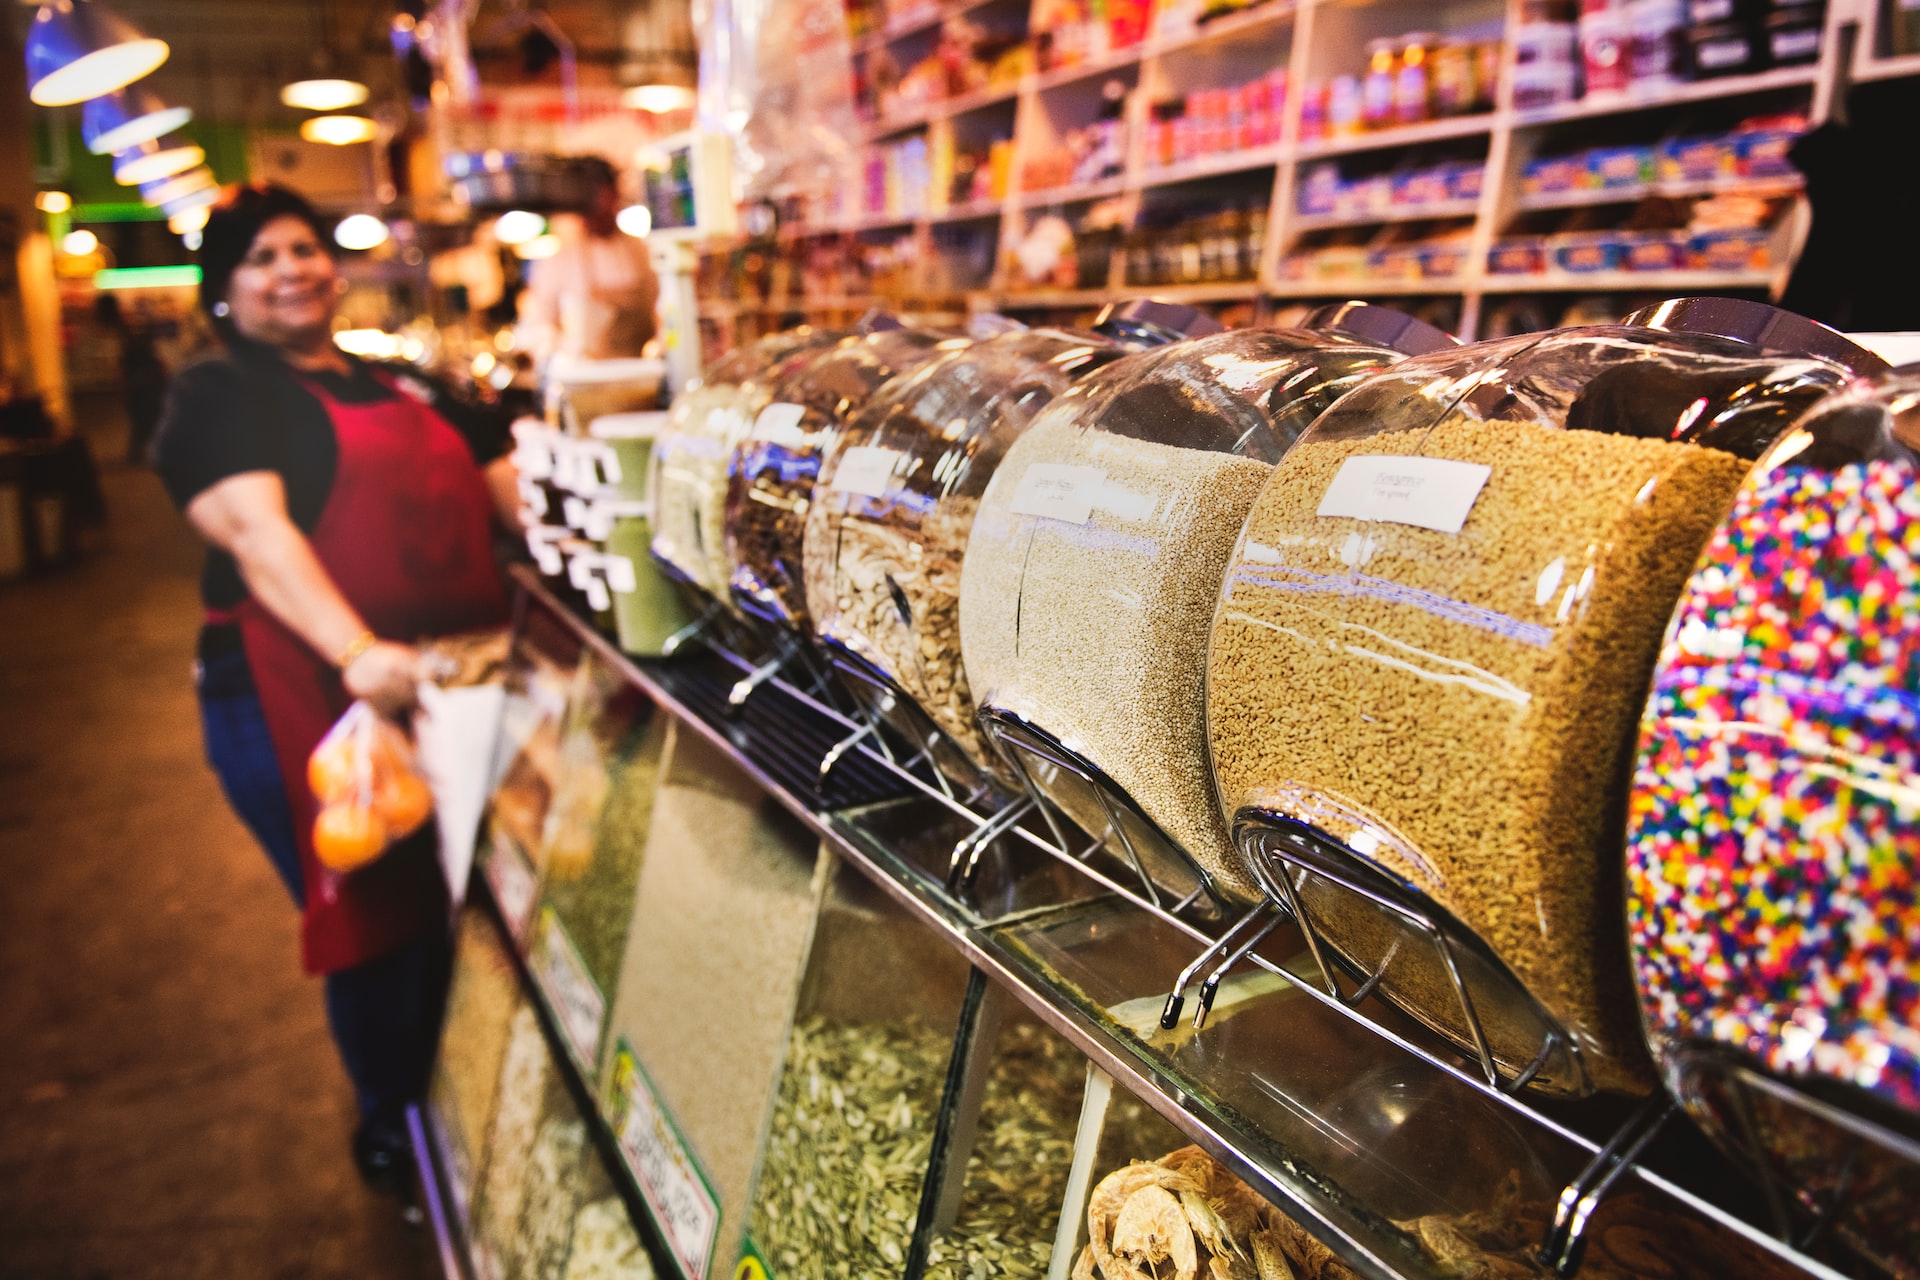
1316, 455, 1491, 535
483, 828, 539, 942
831, 445, 902, 498
1009, 463, 1105, 525
609, 1041, 721, 1280
603, 553, 638, 594
531, 907, 606, 1070
750, 402, 808, 447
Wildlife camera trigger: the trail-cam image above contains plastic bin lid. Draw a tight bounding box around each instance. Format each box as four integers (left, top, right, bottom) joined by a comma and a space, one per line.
1623, 297, 1890, 376
1301, 301, 1459, 356
1094, 298, 1226, 344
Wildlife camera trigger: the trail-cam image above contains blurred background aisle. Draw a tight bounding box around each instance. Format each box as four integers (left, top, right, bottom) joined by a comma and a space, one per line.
0, 397, 431, 1280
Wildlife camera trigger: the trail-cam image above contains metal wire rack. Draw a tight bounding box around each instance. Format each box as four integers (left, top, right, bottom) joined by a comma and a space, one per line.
554, 574, 1857, 1280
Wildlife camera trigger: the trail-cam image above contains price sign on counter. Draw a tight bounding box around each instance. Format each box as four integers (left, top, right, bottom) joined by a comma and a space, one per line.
830, 446, 902, 498
607, 1040, 722, 1280
1009, 463, 1105, 525
1316, 455, 1491, 535
529, 907, 606, 1073
482, 828, 539, 944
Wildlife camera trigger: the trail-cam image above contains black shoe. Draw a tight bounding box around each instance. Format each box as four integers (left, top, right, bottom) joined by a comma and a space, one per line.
352, 1111, 415, 1200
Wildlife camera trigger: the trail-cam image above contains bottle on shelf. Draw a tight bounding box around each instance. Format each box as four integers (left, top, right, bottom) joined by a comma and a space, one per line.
1362, 38, 1399, 130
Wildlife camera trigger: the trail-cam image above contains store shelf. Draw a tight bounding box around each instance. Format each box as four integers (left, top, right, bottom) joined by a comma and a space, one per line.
850, 0, 1001, 52
1857, 50, 1920, 82
1514, 176, 1803, 212
1147, 0, 1295, 56
1270, 275, 1468, 296
1140, 144, 1285, 189
496, 569, 1852, 1280
1508, 65, 1820, 129
931, 196, 1010, 222
1028, 42, 1148, 93
992, 286, 1113, 307
1016, 175, 1128, 206
1480, 269, 1774, 292
1111, 279, 1262, 301
1290, 198, 1482, 230
1294, 114, 1495, 159
864, 81, 1023, 138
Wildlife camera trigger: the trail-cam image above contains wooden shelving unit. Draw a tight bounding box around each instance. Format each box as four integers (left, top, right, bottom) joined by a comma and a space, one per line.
699, 0, 1920, 342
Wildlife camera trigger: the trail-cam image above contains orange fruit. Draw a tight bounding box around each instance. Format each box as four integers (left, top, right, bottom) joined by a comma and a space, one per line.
374, 773, 434, 838
308, 736, 361, 802
313, 802, 390, 872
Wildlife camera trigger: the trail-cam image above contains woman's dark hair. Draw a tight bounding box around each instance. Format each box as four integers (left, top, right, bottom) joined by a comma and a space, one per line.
198, 183, 334, 338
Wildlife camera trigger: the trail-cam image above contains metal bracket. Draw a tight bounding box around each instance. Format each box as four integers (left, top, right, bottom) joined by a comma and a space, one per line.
1538, 1095, 1675, 1276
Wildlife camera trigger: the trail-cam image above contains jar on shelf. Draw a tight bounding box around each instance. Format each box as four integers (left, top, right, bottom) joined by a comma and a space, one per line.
1206, 299, 1879, 1097
1626, 362, 1917, 1276
1395, 32, 1437, 125
1328, 74, 1364, 137
725, 322, 962, 631
1430, 38, 1478, 115
1628, 0, 1688, 87
959, 305, 1456, 913
805, 303, 1213, 792
1361, 39, 1398, 130
650, 327, 848, 601
1579, 0, 1633, 98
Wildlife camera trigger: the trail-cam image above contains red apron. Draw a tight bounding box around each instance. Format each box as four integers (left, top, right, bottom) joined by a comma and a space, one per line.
224, 368, 509, 974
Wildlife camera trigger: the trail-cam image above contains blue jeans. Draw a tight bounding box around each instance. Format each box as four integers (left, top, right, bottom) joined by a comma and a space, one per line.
196, 646, 451, 1123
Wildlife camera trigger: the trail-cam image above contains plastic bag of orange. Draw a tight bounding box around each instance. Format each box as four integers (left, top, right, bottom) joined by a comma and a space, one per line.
308, 700, 435, 872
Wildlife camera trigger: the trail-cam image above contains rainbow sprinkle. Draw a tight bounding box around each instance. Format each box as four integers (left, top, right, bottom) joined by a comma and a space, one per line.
1627, 457, 1920, 1112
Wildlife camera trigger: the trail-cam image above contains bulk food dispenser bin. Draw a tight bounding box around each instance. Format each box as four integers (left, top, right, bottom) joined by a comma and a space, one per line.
724, 322, 962, 634
1627, 364, 1920, 1273
957, 306, 1454, 914
1205, 299, 1878, 1097
802, 302, 1222, 796
650, 327, 847, 604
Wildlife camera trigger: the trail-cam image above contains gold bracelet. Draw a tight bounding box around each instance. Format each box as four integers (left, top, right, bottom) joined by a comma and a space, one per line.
335, 629, 379, 671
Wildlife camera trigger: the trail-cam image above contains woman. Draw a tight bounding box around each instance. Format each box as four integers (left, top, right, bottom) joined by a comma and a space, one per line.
153, 184, 518, 1189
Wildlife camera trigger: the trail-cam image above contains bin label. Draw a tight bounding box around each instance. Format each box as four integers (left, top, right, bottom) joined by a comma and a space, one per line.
750, 402, 808, 448
607, 1040, 722, 1280
1009, 463, 1105, 524
483, 828, 540, 943
1316, 455, 1491, 535
529, 907, 605, 1072
831, 446, 902, 498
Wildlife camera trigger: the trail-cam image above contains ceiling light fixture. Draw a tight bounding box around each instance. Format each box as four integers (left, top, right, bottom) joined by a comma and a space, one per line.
168, 205, 210, 234
138, 167, 214, 207
280, 78, 369, 112
82, 86, 192, 155
621, 83, 695, 114
615, 204, 652, 238
333, 214, 391, 251
299, 114, 378, 146
25, 0, 169, 107
61, 229, 99, 257
159, 186, 221, 219
35, 191, 72, 213
492, 209, 546, 246
113, 137, 205, 185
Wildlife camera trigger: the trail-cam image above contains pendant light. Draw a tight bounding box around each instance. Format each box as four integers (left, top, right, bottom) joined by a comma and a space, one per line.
333, 214, 390, 251
168, 205, 210, 234
82, 86, 192, 155
25, 0, 169, 107
280, 0, 369, 117
114, 136, 205, 185
281, 79, 369, 112
299, 115, 378, 146
138, 167, 215, 208
621, 84, 694, 114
